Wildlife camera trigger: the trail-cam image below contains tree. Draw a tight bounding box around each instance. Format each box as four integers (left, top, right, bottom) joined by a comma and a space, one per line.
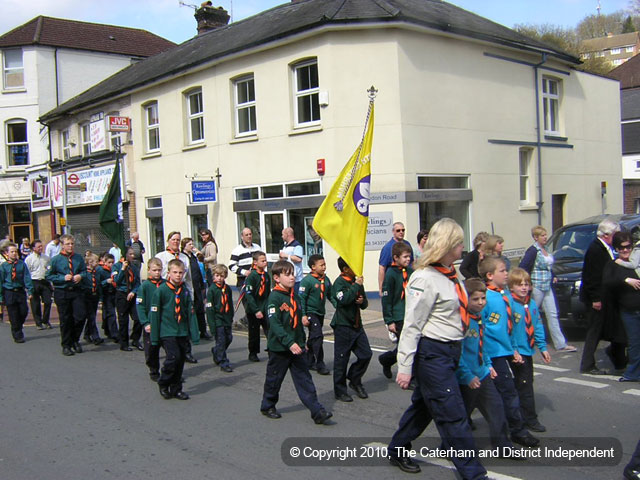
622, 15, 636, 33
576, 12, 625, 40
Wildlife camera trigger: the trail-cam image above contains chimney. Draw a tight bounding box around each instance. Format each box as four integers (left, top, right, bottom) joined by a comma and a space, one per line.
195, 1, 230, 35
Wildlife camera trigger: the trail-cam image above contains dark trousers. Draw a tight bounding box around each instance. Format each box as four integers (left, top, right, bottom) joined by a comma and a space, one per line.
54, 289, 86, 348
30, 279, 52, 326
491, 356, 528, 437
306, 314, 325, 369
333, 325, 372, 396
158, 336, 189, 391
388, 338, 487, 480
116, 291, 142, 347
213, 325, 233, 367
143, 330, 160, 374
194, 287, 208, 336
101, 292, 117, 339
511, 355, 538, 425
460, 375, 512, 448
5, 290, 28, 340
627, 437, 640, 472
260, 350, 323, 418
580, 307, 627, 371
247, 312, 269, 355
379, 322, 403, 368
83, 294, 101, 341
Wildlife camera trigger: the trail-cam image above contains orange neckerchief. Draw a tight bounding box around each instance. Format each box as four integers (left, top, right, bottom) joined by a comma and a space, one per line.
511, 293, 534, 348
487, 284, 513, 335
253, 266, 266, 297
166, 281, 183, 323
274, 284, 298, 328
61, 250, 74, 275
8, 258, 18, 281
311, 272, 325, 300
431, 263, 469, 333
87, 267, 97, 294
216, 282, 230, 313
149, 278, 162, 288
391, 262, 409, 299
166, 247, 180, 260
340, 274, 362, 328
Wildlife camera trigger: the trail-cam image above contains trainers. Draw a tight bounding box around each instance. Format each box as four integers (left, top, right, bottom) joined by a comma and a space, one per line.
557, 345, 577, 352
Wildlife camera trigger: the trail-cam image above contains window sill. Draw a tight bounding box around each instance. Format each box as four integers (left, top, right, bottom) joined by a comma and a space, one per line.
141, 151, 162, 160
289, 124, 323, 136
544, 134, 568, 142
182, 142, 206, 152
2, 88, 26, 94
230, 134, 258, 145
519, 205, 538, 211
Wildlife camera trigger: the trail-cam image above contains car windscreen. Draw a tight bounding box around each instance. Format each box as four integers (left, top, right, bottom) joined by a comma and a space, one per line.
550, 224, 597, 261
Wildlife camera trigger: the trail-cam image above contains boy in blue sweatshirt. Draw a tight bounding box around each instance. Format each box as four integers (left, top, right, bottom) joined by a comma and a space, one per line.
457, 278, 512, 449
478, 255, 539, 448
508, 268, 551, 433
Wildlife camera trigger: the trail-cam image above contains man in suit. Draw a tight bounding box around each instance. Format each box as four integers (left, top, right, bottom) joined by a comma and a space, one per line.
579, 218, 625, 374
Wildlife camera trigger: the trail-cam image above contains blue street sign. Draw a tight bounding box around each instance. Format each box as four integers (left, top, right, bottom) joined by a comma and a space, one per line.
191, 180, 217, 203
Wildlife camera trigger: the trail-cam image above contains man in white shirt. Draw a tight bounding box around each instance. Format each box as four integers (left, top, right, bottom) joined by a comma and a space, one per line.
45, 234, 61, 259
279, 227, 304, 294
25, 240, 53, 329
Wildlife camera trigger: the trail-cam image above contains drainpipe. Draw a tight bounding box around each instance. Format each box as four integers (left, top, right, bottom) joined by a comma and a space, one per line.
533, 53, 547, 226
54, 48, 60, 107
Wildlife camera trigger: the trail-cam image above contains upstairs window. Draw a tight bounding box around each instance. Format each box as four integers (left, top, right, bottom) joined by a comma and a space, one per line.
542, 77, 561, 135
185, 89, 204, 144
3, 49, 24, 89
144, 101, 160, 152
6, 119, 28, 166
81, 123, 91, 156
293, 59, 320, 126
61, 129, 71, 160
519, 148, 533, 206
234, 76, 256, 136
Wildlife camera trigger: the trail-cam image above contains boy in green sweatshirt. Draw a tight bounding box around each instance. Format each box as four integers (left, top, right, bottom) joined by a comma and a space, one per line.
136, 258, 164, 381
206, 264, 234, 372
244, 251, 270, 362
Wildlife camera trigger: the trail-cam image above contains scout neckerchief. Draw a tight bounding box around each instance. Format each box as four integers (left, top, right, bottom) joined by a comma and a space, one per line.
391, 262, 408, 300
469, 311, 484, 365
149, 277, 162, 288
8, 258, 18, 282
487, 284, 513, 335
215, 282, 230, 313
253, 265, 266, 297
166, 281, 183, 323
61, 250, 74, 275
340, 273, 362, 328
167, 247, 180, 260
431, 263, 469, 333
124, 264, 134, 291
87, 267, 97, 294
311, 272, 325, 300
274, 284, 298, 328
511, 293, 535, 348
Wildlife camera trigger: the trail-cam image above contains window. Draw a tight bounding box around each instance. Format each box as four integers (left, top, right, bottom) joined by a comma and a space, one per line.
286, 181, 321, 197
185, 89, 204, 144
234, 76, 257, 136
293, 60, 320, 126
542, 77, 560, 134
190, 214, 208, 241
595, 51, 605, 58
2, 49, 24, 89
61, 130, 71, 160
144, 102, 160, 152
5, 120, 28, 166
611, 48, 621, 55
81, 124, 91, 156
519, 148, 532, 205
417, 176, 468, 189
627, 46, 635, 53
235, 187, 259, 201
235, 180, 321, 201
613, 59, 624, 66
147, 197, 162, 209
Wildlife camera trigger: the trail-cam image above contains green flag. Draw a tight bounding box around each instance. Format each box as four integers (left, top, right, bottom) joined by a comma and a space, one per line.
99, 160, 125, 254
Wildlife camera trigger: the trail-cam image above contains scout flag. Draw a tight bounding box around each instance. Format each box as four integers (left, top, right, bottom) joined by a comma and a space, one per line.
98, 159, 126, 254
312, 94, 375, 276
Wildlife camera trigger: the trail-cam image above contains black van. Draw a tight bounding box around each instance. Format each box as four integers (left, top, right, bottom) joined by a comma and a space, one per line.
548, 214, 640, 327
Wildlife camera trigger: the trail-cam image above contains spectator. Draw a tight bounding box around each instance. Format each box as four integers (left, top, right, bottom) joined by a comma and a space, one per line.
378, 222, 413, 295
460, 231, 488, 279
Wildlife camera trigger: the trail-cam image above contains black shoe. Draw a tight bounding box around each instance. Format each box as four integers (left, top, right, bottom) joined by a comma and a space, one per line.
248, 353, 260, 362
335, 393, 353, 403
84, 335, 92, 343
512, 433, 540, 448
14, 337, 25, 344
149, 372, 160, 382
184, 353, 198, 364
93, 337, 105, 345
349, 382, 368, 399
526, 421, 547, 433
120, 346, 133, 352
72, 342, 83, 353
313, 409, 333, 425
62, 347, 74, 356
581, 367, 610, 375
261, 407, 281, 419
624, 466, 640, 480
159, 386, 172, 399
389, 456, 421, 474
379, 357, 392, 379
36, 324, 46, 330
316, 367, 331, 375
221, 365, 233, 373
408, 379, 417, 390
131, 340, 144, 351
201, 332, 213, 340
111, 337, 120, 343
173, 390, 190, 400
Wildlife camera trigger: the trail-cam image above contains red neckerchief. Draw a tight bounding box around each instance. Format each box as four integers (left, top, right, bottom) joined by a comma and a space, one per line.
391, 262, 409, 299
340, 274, 362, 328
124, 264, 134, 289
166, 281, 183, 323
487, 284, 513, 335
215, 282, 230, 313
102, 264, 112, 273
61, 250, 74, 275
253, 266, 266, 297
149, 277, 162, 288
166, 247, 180, 260
87, 267, 97, 293
511, 293, 534, 347
274, 284, 298, 328
311, 272, 325, 300
8, 258, 18, 281
431, 263, 469, 333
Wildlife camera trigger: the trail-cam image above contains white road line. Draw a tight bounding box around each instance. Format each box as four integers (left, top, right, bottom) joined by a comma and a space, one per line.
534, 364, 570, 372
554, 377, 609, 389
623, 389, 640, 396
324, 338, 389, 353
533, 372, 542, 376
419, 458, 522, 480
581, 373, 621, 381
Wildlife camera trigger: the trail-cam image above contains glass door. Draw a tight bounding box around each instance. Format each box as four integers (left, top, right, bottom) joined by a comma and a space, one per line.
261, 211, 285, 263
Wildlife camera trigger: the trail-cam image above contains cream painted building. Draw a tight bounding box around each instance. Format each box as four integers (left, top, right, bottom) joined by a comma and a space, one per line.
41, 0, 622, 289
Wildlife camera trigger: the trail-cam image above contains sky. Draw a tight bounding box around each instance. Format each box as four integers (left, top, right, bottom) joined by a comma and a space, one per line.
0, 0, 633, 45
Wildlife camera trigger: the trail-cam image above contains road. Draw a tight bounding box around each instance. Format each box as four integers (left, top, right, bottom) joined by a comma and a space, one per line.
0, 301, 635, 480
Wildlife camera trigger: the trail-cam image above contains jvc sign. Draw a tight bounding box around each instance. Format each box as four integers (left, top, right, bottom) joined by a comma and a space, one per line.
108, 116, 131, 132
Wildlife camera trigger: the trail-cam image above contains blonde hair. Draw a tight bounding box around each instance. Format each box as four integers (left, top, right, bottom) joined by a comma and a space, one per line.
531, 225, 547, 239
212, 264, 228, 277
473, 231, 489, 250
480, 234, 504, 257
416, 218, 464, 268
86, 253, 99, 264
508, 267, 531, 289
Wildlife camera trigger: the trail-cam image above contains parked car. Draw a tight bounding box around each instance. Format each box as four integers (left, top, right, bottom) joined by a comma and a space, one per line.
549, 214, 640, 327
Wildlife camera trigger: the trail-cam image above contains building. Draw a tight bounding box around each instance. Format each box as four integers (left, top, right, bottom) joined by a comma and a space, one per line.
580, 32, 640, 68
40, 0, 623, 286
0, 16, 175, 242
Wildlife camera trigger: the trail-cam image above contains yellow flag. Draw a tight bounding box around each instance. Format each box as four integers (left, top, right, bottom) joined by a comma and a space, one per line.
312, 101, 374, 276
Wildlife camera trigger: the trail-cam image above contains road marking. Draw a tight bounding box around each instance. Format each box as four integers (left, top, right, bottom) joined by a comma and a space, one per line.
324, 338, 390, 353
554, 377, 609, 389
582, 373, 621, 381
534, 364, 570, 372
418, 458, 522, 480
533, 372, 542, 376
623, 389, 640, 396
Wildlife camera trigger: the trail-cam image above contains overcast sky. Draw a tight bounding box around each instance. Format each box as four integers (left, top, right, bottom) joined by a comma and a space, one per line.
0, 0, 632, 45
